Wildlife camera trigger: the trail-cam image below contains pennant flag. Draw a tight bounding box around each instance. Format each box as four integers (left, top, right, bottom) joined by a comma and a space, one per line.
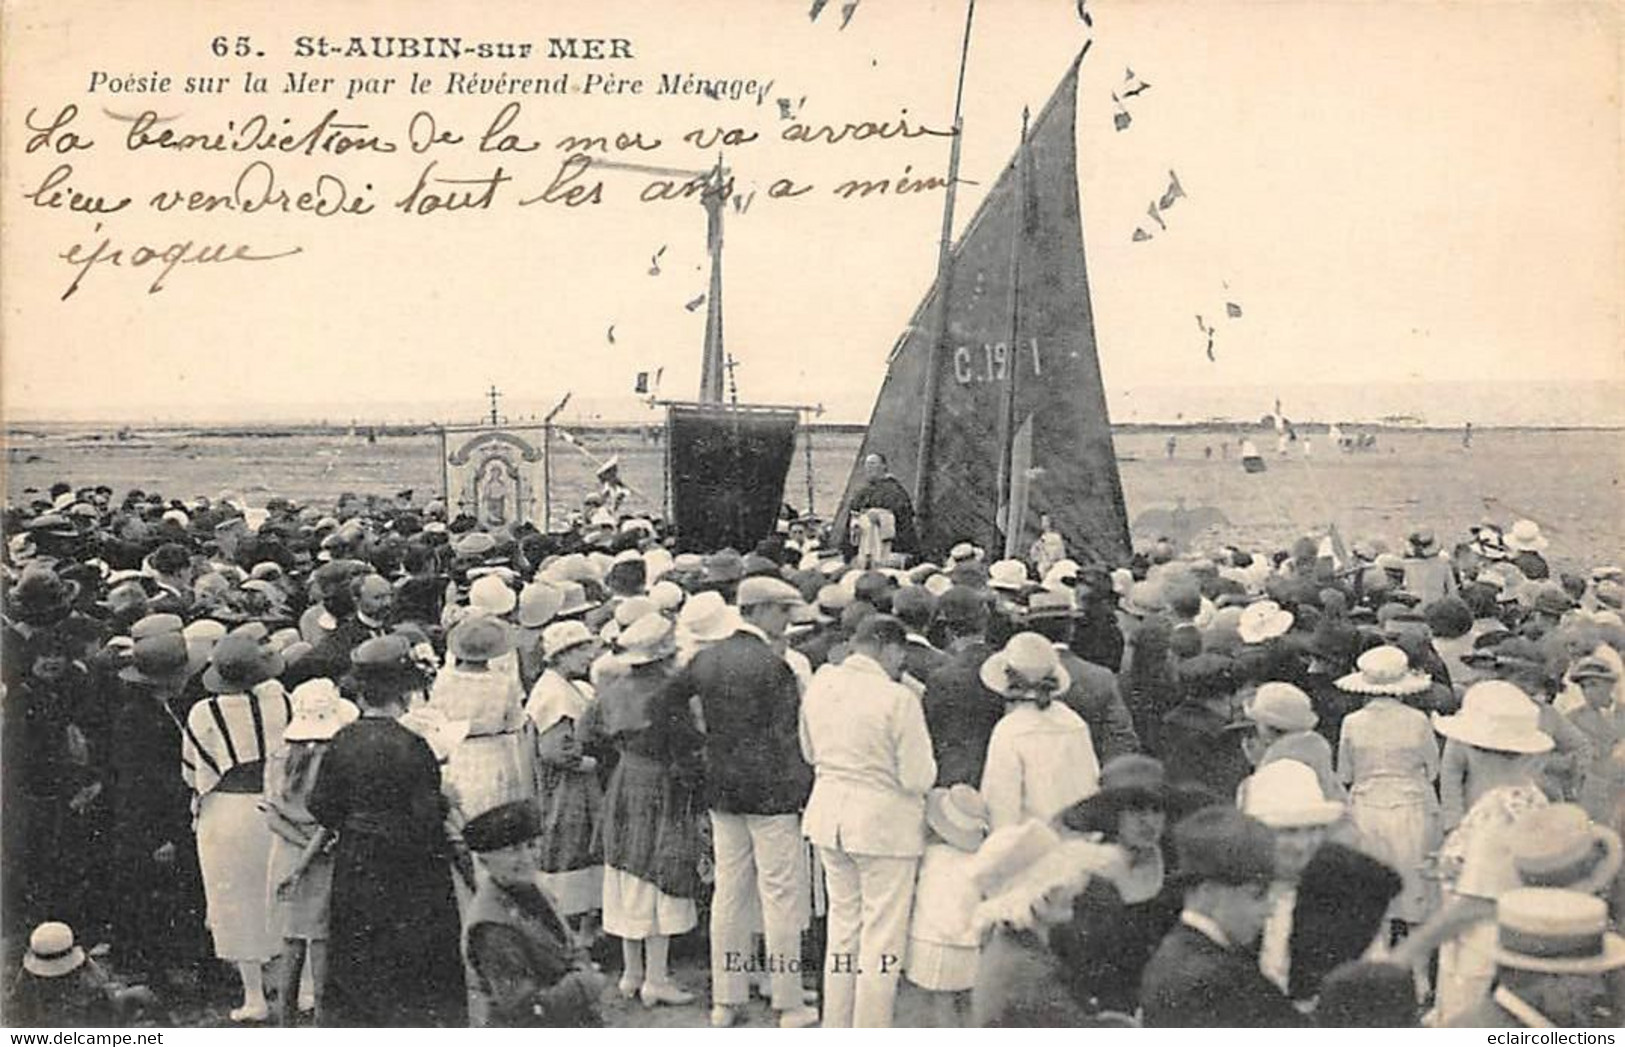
809, 0, 830, 20
634, 372, 649, 394
1123, 81, 1152, 99
684, 293, 706, 312
1124, 67, 1136, 81
1132, 227, 1152, 242
1147, 201, 1166, 230
1159, 170, 1185, 211
648, 245, 665, 276
1226, 301, 1243, 319
839, 0, 859, 29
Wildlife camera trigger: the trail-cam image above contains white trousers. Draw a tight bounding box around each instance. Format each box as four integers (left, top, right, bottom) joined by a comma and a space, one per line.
818, 847, 918, 1028
709, 811, 809, 1010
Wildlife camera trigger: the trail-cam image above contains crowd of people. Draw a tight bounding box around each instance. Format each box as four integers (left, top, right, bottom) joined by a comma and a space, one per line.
3, 478, 1623, 1028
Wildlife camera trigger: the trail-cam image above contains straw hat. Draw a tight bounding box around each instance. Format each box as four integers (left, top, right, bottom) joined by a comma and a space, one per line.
1432, 681, 1554, 755
648, 580, 686, 613
1241, 759, 1345, 828
677, 590, 741, 644
1238, 600, 1294, 644
1022, 589, 1077, 621
1510, 805, 1623, 896
1491, 888, 1625, 975
552, 580, 598, 619
541, 620, 595, 660
1334, 645, 1433, 696
468, 574, 517, 617
516, 581, 565, 629
1119, 581, 1165, 619
118, 632, 201, 686
617, 614, 677, 666
284, 679, 360, 742
1241, 682, 1319, 732
988, 559, 1030, 593
926, 784, 991, 852
448, 615, 514, 663
23, 922, 86, 978
737, 576, 802, 608
949, 541, 985, 564
1504, 519, 1550, 553
979, 632, 1071, 699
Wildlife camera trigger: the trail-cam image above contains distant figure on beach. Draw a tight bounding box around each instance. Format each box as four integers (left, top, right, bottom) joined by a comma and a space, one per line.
1241, 439, 1266, 474
1166, 437, 1177, 460
1462, 422, 1473, 449
1205, 446, 1213, 460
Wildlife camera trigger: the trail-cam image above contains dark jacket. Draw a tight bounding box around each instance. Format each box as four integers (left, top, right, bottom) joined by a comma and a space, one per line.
1159, 702, 1252, 800
846, 475, 918, 556
464, 877, 601, 1027
285, 616, 375, 687
1056, 647, 1140, 762
1141, 922, 1307, 1027
661, 631, 811, 815
922, 637, 1003, 788
973, 924, 1097, 1027
1288, 843, 1402, 1002
903, 636, 949, 689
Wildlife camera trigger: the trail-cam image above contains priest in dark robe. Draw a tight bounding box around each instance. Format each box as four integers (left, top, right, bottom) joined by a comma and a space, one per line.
845, 453, 918, 560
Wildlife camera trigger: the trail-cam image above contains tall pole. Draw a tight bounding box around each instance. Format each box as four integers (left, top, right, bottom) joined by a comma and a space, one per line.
698, 156, 728, 403
999, 107, 1030, 559
911, 0, 977, 554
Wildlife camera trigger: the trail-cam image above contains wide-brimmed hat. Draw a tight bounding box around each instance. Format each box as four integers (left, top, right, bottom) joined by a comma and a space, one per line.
348, 634, 422, 681
618, 614, 676, 666
464, 799, 544, 853
468, 574, 517, 617
677, 590, 741, 643
926, 784, 991, 852
1407, 530, 1440, 557
949, 541, 985, 564
516, 581, 565, 628
704, 549, 745, 584
452, 531, 498, 560
541, 619, 595, 660
979, 632, 1071, 699
9, 566, 80, 625
1062, 754, 1168, 835
1492, 888, 1625, 975
1504, 519, 1550, 553
1511, 805, 1623, 896
552, 580, 599, 619
1241, 759, 1345, 828
988, 559, 1031, 593
1433, 680, 1554, 754
1334, 645, 1433, 697
202, 633, 284, 694
1241, 681, 1319, 732
448, 615, 514, 663
648, 580, 686, 613
612, 595, 659, 629
594, 456, 621, 479
284, 679, 360, 742
116, 631, 196, 686
1238, 600, 1294, 644
23, 922, 86, 978
1171, 806, 1277, 885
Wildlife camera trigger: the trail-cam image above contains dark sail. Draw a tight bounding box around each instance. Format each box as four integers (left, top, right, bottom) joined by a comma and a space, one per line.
666, 403, 798, 553
835, 49, 1130, 565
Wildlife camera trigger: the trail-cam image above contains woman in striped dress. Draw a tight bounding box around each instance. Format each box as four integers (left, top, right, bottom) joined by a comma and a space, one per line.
183, 632, 292, 1023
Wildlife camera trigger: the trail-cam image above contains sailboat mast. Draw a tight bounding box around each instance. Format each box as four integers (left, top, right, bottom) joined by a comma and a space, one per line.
698, 155, 728, 403
911, 0, 977, 545
998, 106, 1030, 560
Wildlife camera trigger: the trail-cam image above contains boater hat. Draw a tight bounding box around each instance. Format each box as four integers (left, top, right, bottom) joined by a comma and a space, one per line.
617, 614, 676, 666
1491, 888, 1625, 975
1510, 805, 1623, 896
980, 632, 1071, 699
23, 922, 86, 979
1334, 645, 1433, 696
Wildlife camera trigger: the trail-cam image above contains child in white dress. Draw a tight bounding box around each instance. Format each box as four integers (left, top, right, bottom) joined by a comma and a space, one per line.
905, 785, 990, 1027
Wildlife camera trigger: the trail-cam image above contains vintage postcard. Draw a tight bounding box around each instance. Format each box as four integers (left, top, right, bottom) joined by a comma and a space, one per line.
2, 0, 1622, 1033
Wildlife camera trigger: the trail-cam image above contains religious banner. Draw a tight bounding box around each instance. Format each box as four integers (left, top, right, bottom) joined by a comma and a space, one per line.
439, 425, 548, 531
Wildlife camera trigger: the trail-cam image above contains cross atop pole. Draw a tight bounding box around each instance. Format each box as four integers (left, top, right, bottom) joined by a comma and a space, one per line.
487, 385, 502, 426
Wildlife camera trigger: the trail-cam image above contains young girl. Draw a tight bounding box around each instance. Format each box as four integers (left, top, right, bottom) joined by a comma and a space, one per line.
905, 785, 990, 1027
264, 679, 358, 1026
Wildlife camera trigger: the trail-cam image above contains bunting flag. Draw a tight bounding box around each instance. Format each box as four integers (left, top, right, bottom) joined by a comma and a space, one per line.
1147, 201, 1166, 230
1123, 81, 1152, 98
634, 372, 649, 394
1226, 301, 1243, 318
809, 0, 830, 20
1132, 227, 1152, 242
1159, 170, 1186, 211
654, 366, 665, 388
839, 0, 859, 29
684, 293, 707, 312
648, 245, 665, 276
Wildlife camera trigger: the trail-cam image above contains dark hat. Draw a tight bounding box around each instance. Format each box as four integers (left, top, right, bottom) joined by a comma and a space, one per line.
202, 633, 284, 693
704, 548, 745, 584
8, 566, 80, 625
740, 553, 781, 579
149, 542, 192, 575
1061, 754, 1168, 835
118, 632, 199, 686
1174, 652, 1237, 702
1531, 585, 1576, 616
890, 586, 936, 629
1315, 962, 1419, 1028
463, 799, 542, 853
1171, 805, 1276, 885
1422, 595, 1473, 639
350, 634, 416, 674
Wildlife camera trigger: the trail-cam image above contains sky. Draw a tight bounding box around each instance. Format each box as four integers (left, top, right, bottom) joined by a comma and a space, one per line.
2, 0, 1621, 424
